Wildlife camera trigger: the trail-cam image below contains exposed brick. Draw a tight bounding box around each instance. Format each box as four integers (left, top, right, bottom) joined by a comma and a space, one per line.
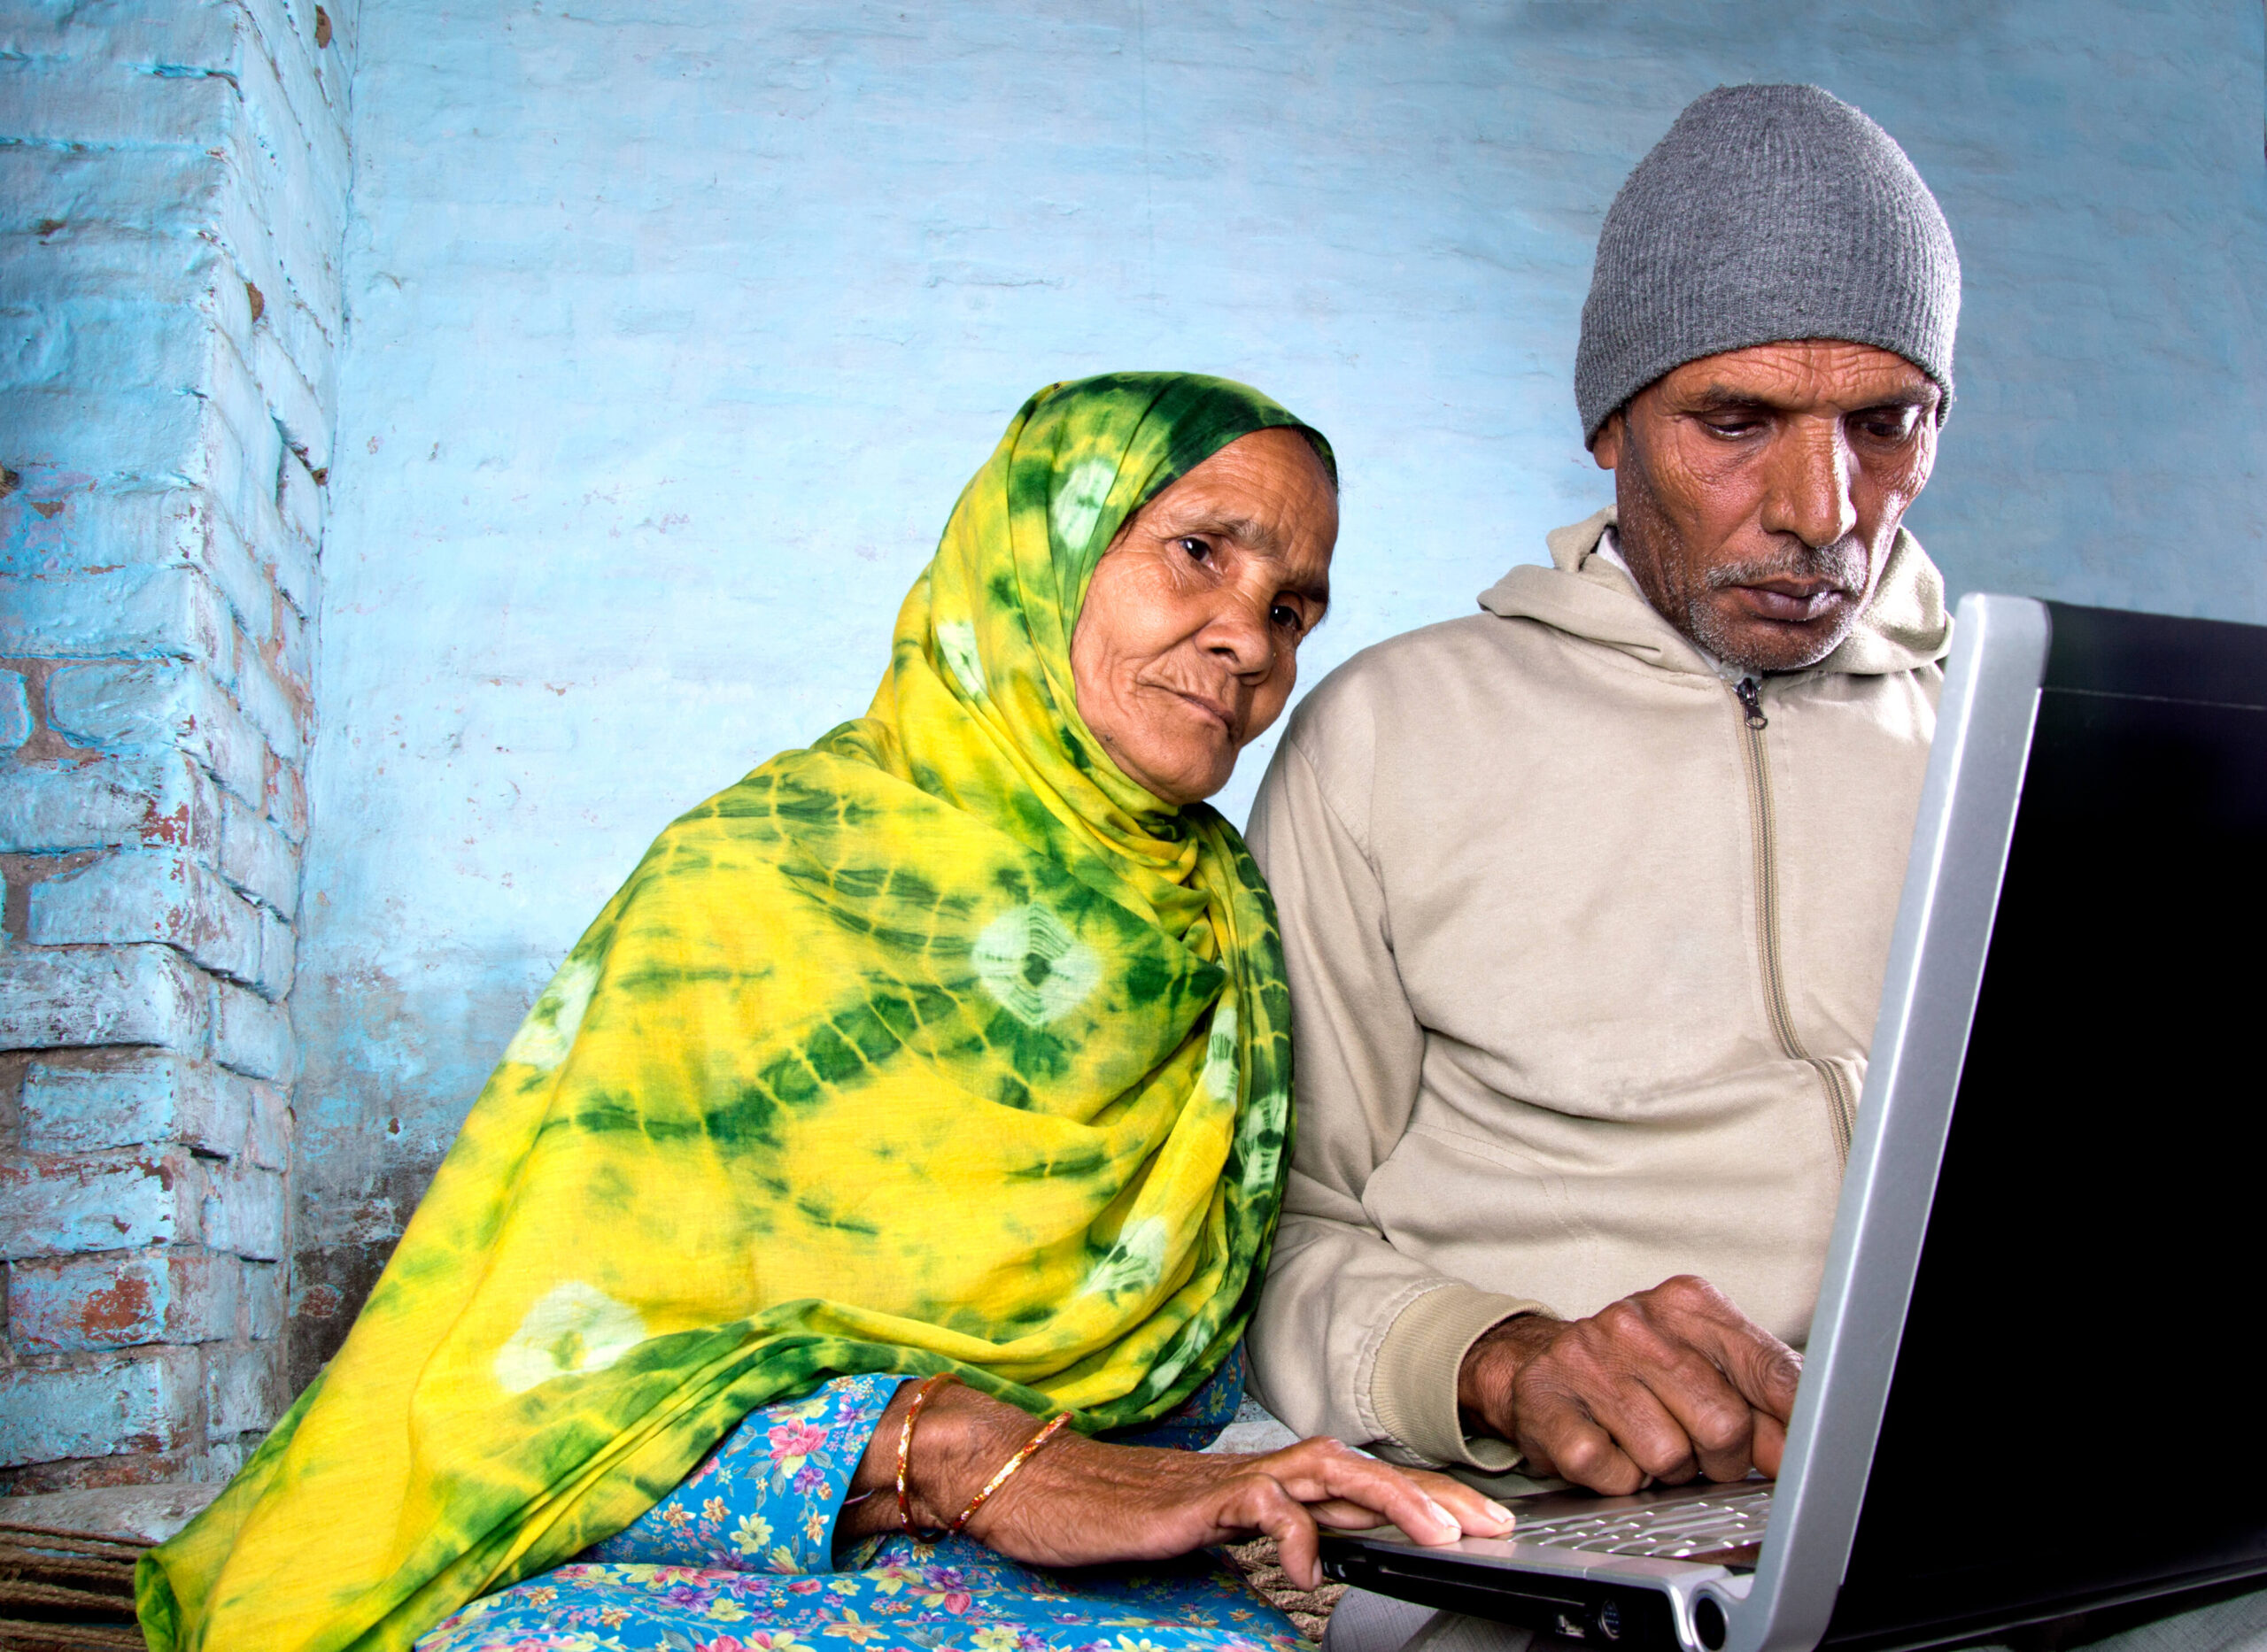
0, 1347, 200, 1467
46, 659, 269, 809
275, 444, 322, 561
0, 944, 207, 1053
256, 905, 295, 997
244, 1077, 290, 1171
199, 1161, 283, 1261
0, 156, 338, 452
20, 1055, 255, 1158
226, 630, 305, 764
0, 279, 249, 410
243, 1258, 283, 1341
264, 749, 306, 844
0, 1149, 200, 1261
219, 789, 297, 917
205, 1339, 284, 1440
0, 481, 291, 664
0, 386, 280, 583
194, 1436, 250, 1484
0, 0, 337, 1484
0, 566, 228, 667
212, 979, 292, 1079
1, 670, 27, 750
8, 1247, 243, 1352
254, 325, 330, 477
0, 216, 244, 336
28, 847, 266, 985
1, 54, 248, 168
0, 749, 223, 859
272, 590, 314, 691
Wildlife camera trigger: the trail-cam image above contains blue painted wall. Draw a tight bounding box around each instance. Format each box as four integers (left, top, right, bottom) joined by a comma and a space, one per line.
290, 0, 2267, 1364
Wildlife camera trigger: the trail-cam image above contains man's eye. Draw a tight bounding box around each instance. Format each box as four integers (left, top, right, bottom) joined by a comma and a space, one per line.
1705, 417, 1762, 438
1858, 411, 1919, 442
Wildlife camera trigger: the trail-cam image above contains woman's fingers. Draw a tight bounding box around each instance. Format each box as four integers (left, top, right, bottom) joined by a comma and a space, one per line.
1243, 1478, 1327, 1591
1261, 1440, 1467, 1547
1303, 1495, 1405, 1527
1404, 1469, 1515, 1539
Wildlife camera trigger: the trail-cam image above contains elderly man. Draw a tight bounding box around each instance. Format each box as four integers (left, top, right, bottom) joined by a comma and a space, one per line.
1245, 81, 1954, 1494
1247, 80, 2267, 1652
1245, 81, 2267, 1652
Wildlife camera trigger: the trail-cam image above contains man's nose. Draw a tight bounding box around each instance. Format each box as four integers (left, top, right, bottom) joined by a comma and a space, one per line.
1758, 417, 1857, 550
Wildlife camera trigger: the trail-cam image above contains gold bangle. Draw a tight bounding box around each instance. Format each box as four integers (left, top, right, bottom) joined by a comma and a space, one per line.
948, 1410, 1073, 1536
895, 1373, 956, 1539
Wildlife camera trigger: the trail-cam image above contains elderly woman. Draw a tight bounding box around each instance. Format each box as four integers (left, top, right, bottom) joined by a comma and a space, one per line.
136, 374, 1510, 1652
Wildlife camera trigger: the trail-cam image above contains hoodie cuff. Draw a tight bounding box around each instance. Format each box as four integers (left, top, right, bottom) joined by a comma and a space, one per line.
1370, 1284, 1552, 1470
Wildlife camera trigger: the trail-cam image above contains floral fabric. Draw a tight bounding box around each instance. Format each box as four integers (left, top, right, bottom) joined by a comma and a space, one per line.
420, 1370, 1304, 1652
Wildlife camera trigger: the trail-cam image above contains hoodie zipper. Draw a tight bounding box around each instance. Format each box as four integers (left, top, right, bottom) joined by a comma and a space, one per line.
1733, 677, 1856, 1163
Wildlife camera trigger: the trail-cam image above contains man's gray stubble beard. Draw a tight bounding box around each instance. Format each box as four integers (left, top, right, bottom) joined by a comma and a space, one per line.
1680, 539, 1870, 673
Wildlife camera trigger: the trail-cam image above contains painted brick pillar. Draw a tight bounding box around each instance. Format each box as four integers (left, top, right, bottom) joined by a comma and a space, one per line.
0, 0, 350, 1487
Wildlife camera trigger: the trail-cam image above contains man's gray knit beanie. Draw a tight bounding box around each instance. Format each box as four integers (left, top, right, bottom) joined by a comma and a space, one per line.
1575, 83, 1961, 443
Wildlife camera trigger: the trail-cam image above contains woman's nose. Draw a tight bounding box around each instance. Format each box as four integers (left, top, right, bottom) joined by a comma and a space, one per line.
1201, 593, 1274, 675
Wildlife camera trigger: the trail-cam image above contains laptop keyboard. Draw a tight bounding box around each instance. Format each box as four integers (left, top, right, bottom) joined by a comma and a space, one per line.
1512, 1486, 1773, 1561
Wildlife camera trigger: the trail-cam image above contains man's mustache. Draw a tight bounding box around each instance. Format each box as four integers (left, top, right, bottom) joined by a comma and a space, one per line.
1701, 537, 1869, 597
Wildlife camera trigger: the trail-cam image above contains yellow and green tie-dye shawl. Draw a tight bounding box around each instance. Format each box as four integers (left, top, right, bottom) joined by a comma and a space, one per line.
137, 373, 1330, 1652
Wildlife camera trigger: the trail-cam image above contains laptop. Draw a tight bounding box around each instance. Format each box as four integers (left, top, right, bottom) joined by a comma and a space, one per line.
1319, 593, 2267, 1652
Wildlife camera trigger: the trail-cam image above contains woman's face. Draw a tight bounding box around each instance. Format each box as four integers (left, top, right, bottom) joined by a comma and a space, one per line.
1069, 427, 1337, 806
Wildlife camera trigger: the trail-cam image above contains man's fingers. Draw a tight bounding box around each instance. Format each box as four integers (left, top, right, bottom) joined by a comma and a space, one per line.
1714, 1327, 1802, 1423
1653, 1278, 1805, 1423
1582, 1372, 1706, 1485
1751, 1410, 1788, 1478
1640, 1345, 1761, 1483
1520, 1389, 1645, 1495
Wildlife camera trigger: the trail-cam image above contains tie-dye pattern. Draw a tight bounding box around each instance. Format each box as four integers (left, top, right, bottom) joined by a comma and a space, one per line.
137, 374, 1329, 1652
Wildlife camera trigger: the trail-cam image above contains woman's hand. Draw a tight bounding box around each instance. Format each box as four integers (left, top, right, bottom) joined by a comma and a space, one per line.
840, 1379, 1514, 1588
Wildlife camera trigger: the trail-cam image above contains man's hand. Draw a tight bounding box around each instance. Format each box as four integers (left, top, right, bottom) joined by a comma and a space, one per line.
1457, 1276, 1802, 1495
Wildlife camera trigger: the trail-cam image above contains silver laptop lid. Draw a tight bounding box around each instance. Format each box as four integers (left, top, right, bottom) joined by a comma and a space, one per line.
1726, 592, 2049, 1652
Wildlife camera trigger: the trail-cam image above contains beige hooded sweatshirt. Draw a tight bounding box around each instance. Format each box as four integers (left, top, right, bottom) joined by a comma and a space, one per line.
1242, 507, 1952, 1470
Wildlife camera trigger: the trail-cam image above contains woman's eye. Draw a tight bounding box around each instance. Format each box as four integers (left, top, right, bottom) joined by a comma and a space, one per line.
1176, 536, 1210, 560
1271, 603, 1302, 631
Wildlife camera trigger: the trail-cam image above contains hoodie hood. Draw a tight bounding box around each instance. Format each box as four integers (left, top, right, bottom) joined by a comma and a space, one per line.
1478, 505, 1953, 678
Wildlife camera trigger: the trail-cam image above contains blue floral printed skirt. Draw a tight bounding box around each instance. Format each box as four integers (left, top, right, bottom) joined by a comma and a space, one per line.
418, 1352, 1308, 1652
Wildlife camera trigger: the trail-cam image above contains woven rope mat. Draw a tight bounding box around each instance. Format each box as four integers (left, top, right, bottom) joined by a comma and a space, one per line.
0, 1524, 147, 1650
1225, 1535, 1349, 1643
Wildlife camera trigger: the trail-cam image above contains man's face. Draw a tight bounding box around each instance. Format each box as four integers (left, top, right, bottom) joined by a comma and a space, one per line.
1592, 340, 1941, 674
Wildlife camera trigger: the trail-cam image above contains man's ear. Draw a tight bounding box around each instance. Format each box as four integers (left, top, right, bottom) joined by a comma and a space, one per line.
1590, 410, 1625, 471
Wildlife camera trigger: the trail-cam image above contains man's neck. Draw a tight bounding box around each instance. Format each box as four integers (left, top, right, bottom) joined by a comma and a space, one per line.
1590, 527, 1750, 683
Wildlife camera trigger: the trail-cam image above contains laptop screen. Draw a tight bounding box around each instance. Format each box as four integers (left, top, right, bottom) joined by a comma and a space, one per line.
1826, 603, 2267, 1647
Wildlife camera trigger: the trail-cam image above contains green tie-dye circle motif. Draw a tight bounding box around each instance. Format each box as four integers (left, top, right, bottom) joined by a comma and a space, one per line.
139, 374, 1327, 1652
972, 902, 1104, 1027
